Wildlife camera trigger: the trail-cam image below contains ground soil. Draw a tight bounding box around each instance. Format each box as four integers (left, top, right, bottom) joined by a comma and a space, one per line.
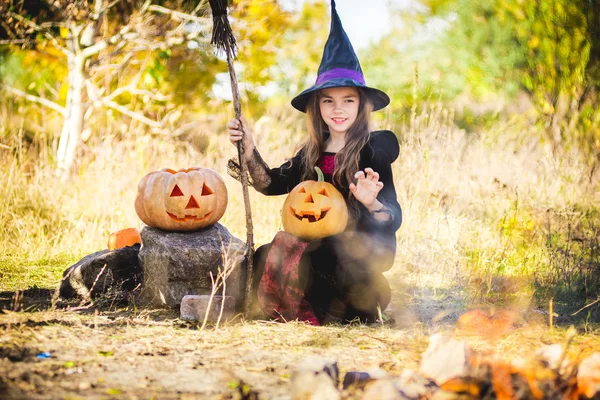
1, 274, 598, 400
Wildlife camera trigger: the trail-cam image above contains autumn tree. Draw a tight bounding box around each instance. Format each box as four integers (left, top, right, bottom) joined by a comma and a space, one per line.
0, 0, 217, 176
0, 0, 294, 176
418, 0, 600, 159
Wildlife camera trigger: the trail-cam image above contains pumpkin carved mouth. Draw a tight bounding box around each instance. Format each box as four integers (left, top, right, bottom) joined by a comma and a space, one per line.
166, 211, 213, 222
289, 207, 330, 223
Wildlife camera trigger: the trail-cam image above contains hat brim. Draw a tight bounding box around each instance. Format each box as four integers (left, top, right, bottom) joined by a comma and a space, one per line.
291, 78, 390, 113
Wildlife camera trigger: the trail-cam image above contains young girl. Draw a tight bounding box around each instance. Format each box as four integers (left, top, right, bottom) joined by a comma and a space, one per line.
226, 0, 401, 325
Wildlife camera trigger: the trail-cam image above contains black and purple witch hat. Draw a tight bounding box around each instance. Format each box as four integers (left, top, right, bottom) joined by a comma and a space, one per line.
291, 0, 390, 113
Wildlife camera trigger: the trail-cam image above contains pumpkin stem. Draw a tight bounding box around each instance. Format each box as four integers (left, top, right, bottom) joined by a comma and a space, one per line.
314, 166, 324, 182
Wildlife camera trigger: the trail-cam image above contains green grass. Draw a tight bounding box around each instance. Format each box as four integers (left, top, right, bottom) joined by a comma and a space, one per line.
0, 252, 83, 292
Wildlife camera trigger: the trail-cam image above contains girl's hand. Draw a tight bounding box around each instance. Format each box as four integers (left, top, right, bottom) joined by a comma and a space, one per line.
349, 168, 384, 210
227, 115, 255, 159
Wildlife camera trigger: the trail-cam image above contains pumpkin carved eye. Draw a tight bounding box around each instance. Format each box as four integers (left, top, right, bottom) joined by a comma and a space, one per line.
298, 187, 306, 193
201, 183, 213, 196
170, 184, 184, 197
317, 188, 328, 197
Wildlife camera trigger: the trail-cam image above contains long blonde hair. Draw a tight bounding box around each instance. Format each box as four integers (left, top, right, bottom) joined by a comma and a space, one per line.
300, 87, 373, 189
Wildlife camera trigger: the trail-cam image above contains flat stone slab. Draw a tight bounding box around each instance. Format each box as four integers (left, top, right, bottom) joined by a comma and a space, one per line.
137, 224, 247, 310
180, 295, 235, 322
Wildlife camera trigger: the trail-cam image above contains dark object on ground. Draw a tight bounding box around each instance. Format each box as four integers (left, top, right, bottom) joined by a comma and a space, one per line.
0, 287, 53, 311
290, 356, 340, 400
59, 244, 142, 302
137, 224, 247, 310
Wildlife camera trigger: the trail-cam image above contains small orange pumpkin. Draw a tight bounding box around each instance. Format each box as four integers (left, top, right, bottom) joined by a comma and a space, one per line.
108, 227, 142, 250
282, 167, 348, 241
135, 167, 228, 231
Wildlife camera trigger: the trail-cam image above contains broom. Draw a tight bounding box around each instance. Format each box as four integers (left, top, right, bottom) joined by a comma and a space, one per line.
208, 0, 255, 315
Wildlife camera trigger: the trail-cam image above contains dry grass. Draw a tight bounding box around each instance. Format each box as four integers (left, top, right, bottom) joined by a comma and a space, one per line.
1, 307, 599, 398
2, 100, 600, 398
2, 99, 600, 318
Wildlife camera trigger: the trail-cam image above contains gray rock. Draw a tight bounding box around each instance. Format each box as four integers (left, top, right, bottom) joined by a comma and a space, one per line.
137, 224, 247, 310
59, 244, 142, 301
180, 295, 235, 322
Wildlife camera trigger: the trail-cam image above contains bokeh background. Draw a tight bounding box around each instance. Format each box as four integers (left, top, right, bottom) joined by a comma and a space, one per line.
1, 0, 599, 323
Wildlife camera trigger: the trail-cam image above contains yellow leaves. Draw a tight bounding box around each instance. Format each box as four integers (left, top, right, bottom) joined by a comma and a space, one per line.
231, 0, 292, 86
528, 35, 540, 49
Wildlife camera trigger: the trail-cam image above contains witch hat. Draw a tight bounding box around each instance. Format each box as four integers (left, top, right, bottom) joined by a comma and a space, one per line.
291, 0, 390, 113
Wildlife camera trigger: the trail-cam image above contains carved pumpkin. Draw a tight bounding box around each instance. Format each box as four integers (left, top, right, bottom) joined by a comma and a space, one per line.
108, 227, 141, 250
135, 167, 228, 231
282, 167, 348, 241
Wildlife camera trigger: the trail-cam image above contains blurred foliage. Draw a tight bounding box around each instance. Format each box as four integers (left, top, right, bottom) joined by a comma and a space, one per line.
362, 1, 524, 127
0, 0, 305, 144
416, 0, 600, 161
232, 0, 293, 87
271, 1, 329, 97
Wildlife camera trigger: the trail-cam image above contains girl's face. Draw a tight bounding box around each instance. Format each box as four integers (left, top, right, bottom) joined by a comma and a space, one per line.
318, 87, 359, 136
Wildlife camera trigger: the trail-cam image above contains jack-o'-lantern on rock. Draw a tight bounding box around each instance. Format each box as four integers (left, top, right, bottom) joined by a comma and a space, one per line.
135, 167, 228, 231
282, 167, 348, 241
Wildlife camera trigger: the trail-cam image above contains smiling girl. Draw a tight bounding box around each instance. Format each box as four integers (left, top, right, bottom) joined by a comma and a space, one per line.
226, 0, 401, 325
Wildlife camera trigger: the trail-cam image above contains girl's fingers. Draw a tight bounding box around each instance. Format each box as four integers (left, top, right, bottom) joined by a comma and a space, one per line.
364, 168, 379, 181
227, 118, 240, 129
354, 171, 366, 180
227, 117, 244, 145
349, 183, 357, 193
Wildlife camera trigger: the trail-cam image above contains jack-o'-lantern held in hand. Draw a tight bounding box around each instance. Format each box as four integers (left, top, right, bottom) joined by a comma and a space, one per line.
135, 168, 228, 231
282, 167, 348, 241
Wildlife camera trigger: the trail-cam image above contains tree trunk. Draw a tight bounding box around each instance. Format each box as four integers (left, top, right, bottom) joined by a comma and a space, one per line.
57, 35, 86, 178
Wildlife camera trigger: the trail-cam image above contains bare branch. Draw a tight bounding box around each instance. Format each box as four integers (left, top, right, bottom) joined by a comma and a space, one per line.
99, 0, 121, 14
107, 86, 171, 102
1, 84, 66, 116
193, 0, 209, 14
147, 5, 211, 26
102, 99, 162, 129
571, 296, 600, 316
170, 121, 198, 137
85, 79, 162, 130
0, 20, 18, 40
81, 40, 108, 58
0, 39, 29, 45
7, 11, 68, 55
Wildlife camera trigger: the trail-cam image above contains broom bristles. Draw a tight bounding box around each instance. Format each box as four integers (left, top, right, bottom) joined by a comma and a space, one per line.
208, 0, 237, 57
